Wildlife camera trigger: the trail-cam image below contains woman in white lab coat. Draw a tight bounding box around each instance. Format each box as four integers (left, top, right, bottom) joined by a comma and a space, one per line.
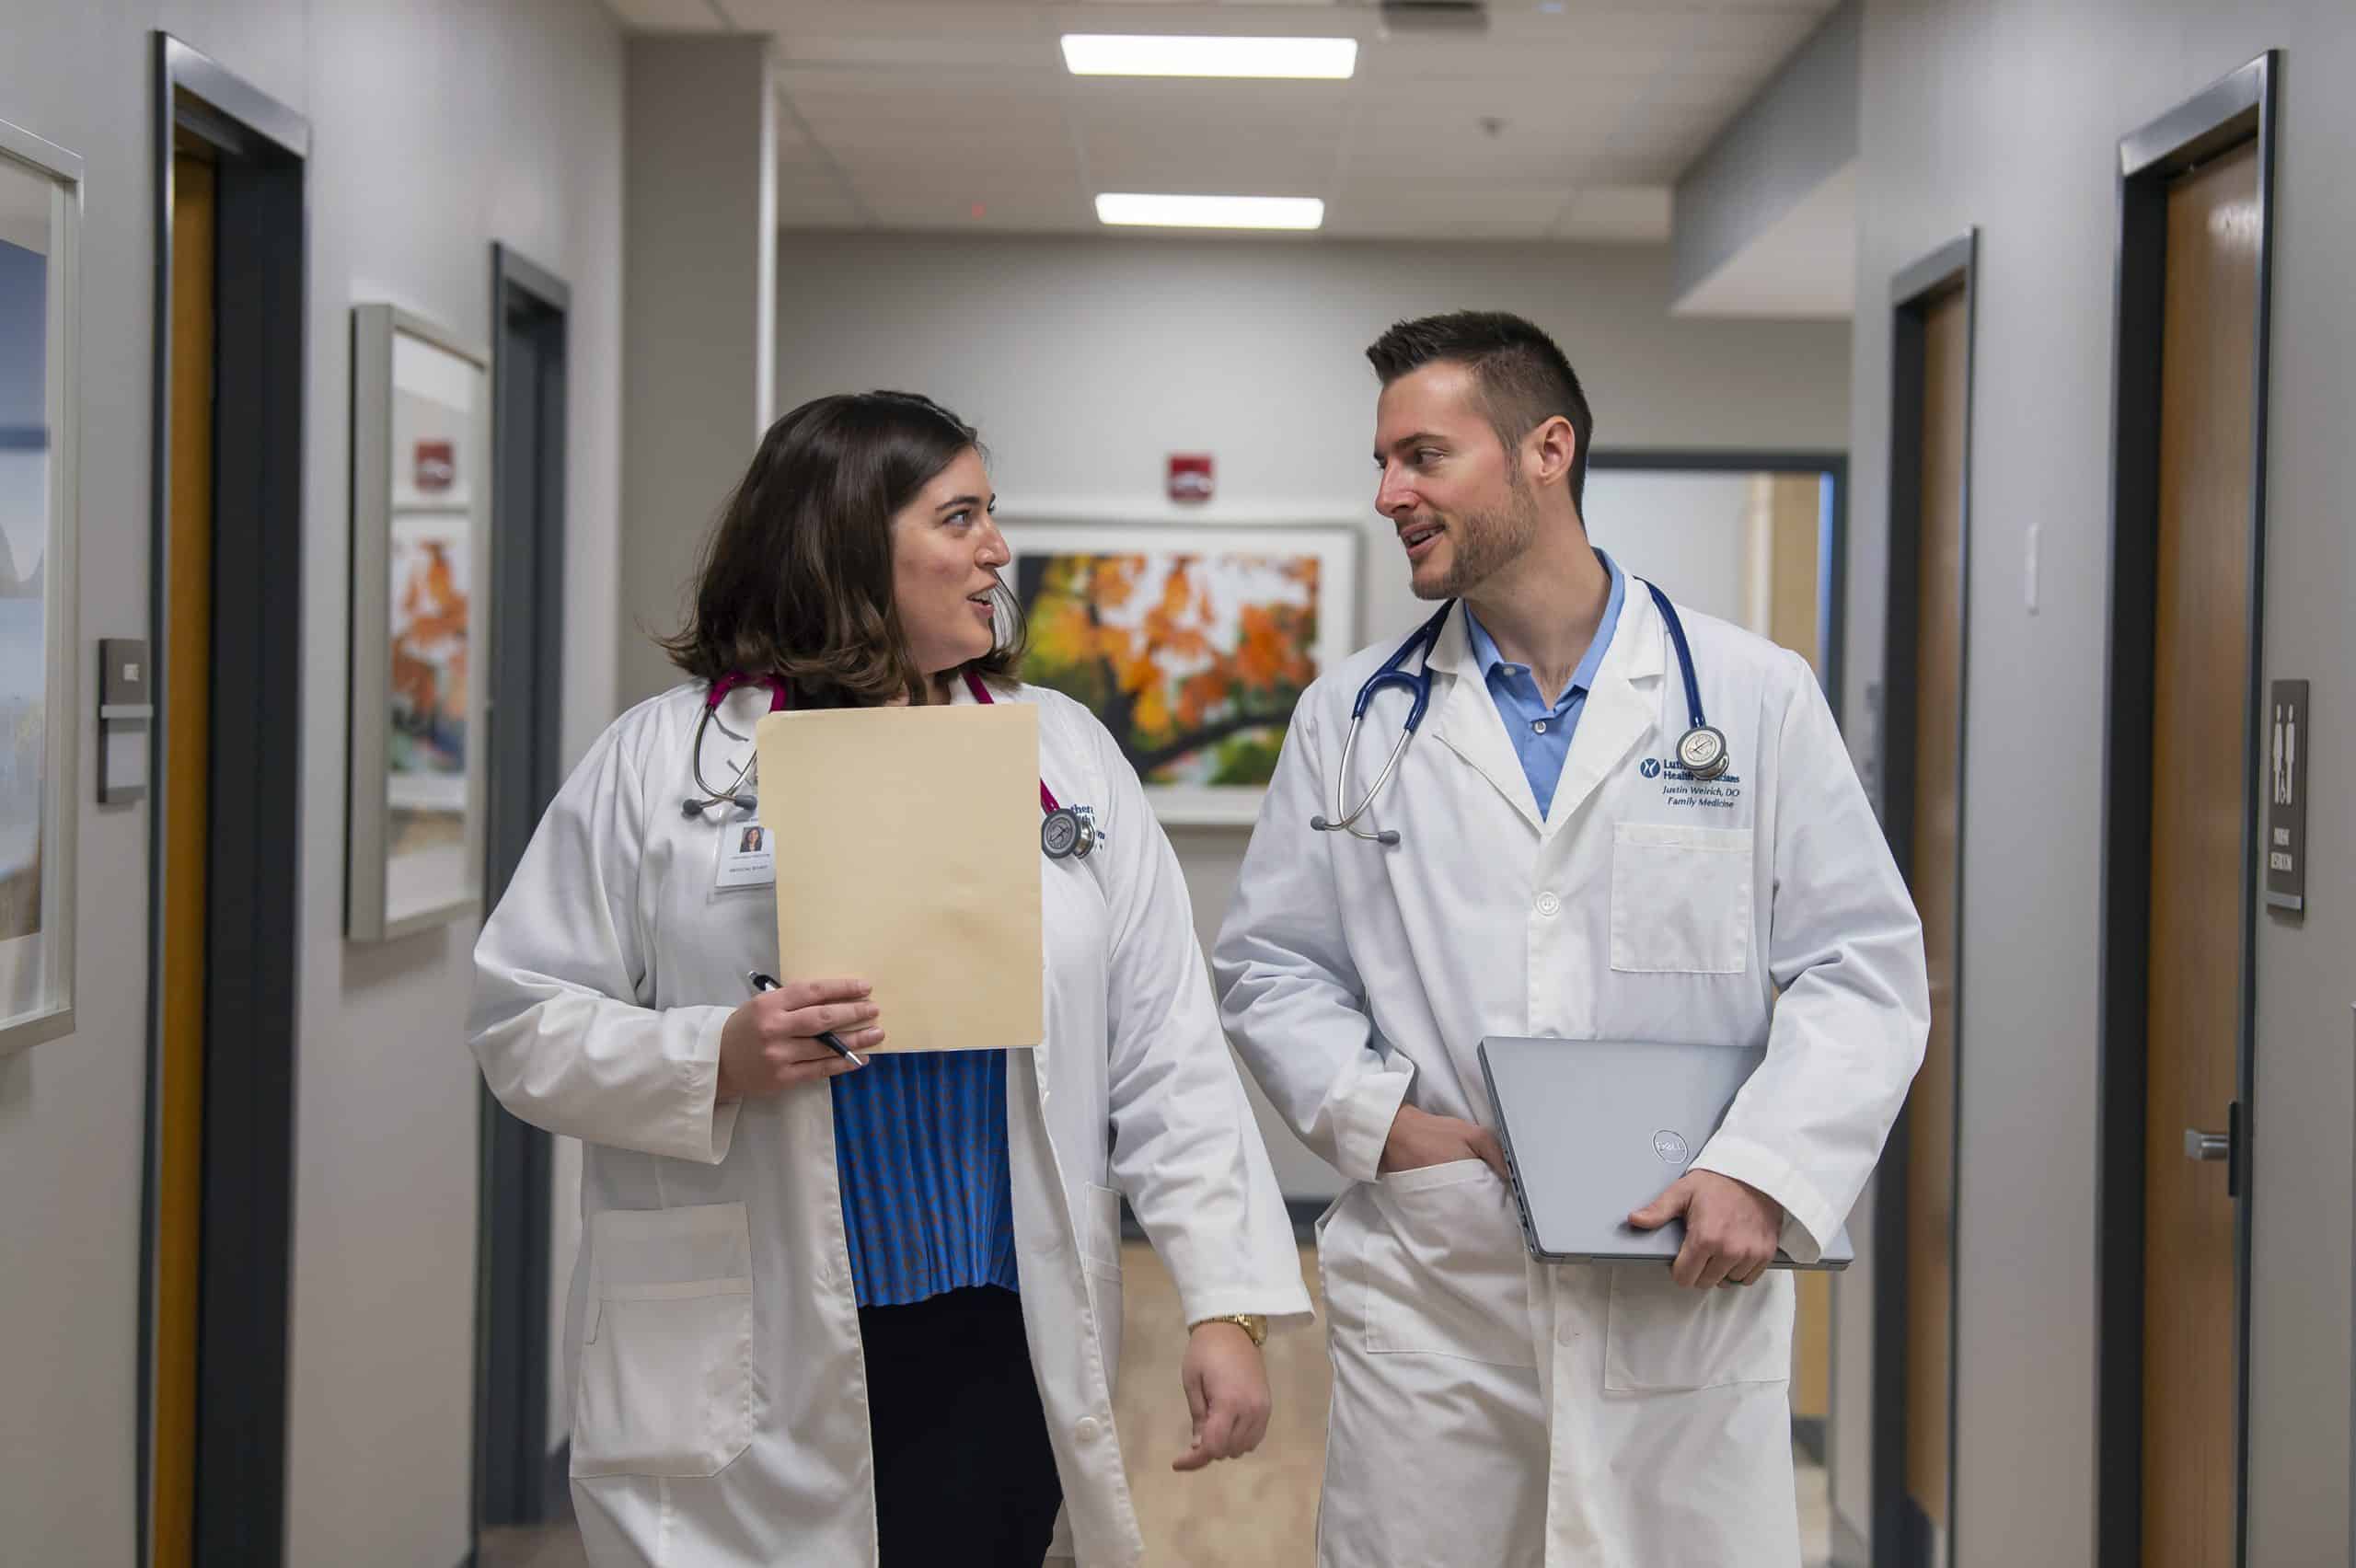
470, 391, 1310, 1568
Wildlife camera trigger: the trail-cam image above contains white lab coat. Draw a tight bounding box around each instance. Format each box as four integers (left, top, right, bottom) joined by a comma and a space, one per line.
471, 676, 1311, 1568
1214, 582, 1928, 1567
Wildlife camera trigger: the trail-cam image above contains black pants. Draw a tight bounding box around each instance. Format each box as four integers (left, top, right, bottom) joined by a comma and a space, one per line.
859, 1286, 1064, 1567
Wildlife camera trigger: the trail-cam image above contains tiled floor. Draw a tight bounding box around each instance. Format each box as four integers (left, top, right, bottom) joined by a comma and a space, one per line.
479, 1515, 589, 1568
485, 1243, 1834, 1567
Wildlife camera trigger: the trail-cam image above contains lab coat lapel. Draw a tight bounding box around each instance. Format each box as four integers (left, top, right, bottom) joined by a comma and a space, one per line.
1542, 578, 1667, 836
1426, 604, 1548, 835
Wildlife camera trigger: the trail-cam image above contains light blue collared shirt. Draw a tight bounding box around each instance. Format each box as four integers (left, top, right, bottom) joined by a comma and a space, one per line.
1461, 552, 1626, 819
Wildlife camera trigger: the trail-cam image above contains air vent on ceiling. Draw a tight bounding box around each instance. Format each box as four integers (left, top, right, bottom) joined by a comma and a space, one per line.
1377, 0, 1489, 35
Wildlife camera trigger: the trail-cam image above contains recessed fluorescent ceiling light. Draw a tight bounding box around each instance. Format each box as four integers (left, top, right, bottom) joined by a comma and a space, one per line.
1060, 34, 1358, 79
1095, 194, 1326, 230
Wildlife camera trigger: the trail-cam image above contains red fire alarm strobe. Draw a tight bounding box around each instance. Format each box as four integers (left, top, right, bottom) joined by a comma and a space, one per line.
1167, 454, 1213, 504
414, 439, 456, 493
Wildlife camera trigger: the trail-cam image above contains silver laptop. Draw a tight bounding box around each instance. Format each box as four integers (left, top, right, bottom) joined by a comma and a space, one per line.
1475, 1035, 1853, 1270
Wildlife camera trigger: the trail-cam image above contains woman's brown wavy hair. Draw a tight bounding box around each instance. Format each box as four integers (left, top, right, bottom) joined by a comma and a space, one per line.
659, 391, 1026, 706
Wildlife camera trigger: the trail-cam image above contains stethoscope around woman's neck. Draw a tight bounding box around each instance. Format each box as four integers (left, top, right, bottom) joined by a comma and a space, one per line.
680, 671, 786, 816
680, 669, 1102, 859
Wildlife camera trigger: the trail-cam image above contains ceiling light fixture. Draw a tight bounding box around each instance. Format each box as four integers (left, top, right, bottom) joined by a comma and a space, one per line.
1059, 34, 1358, 79
1094, 193, 1326, 231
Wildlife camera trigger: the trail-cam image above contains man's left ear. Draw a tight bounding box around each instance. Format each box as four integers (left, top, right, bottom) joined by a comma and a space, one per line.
1529, 416, 1578, 490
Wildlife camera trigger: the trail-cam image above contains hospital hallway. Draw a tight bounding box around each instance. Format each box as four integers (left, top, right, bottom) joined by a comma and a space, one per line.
6, 3, 2355, 1567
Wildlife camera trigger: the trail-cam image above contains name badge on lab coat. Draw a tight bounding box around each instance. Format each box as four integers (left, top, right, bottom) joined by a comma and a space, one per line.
714, 822, 777, 891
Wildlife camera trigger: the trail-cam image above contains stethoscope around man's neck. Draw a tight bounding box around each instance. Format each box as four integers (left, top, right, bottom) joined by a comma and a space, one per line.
681, 669, 1101, 859
1310, 581, 1728, 847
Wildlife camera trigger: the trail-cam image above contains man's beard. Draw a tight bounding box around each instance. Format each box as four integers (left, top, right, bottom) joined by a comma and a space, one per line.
1415, 475, 1540, 601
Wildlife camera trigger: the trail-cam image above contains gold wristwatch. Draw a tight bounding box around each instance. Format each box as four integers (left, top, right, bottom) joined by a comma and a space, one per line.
1191, 1313, 1268, 1347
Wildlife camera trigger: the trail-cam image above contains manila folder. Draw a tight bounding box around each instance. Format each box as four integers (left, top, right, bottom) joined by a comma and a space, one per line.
756, 702, 1043, 1052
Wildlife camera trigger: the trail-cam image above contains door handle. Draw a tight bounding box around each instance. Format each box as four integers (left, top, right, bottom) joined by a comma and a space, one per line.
2184, 1129, 2231, 1162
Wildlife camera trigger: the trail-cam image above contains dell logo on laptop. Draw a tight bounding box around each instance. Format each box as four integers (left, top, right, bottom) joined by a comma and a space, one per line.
1652, 1130, 1691, 1164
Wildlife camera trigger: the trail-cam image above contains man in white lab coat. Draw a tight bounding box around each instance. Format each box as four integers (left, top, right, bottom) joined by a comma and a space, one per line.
1215, 311, 1928, 1566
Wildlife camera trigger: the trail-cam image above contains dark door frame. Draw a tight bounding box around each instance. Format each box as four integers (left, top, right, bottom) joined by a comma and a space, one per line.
470, 242, 573, 1540
138, 32, 309, 1568
1870, 229, 1978, 1568
2094, 51, 2278, 1568
1586, 447, 1850, 725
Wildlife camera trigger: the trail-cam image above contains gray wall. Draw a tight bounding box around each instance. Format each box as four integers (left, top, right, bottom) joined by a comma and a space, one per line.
0, 4, 627, 1563
1844, 6, 2355, 1562
762, 232, 1852, 1193
618, 34, 776, 709
1672, 0, 1859, 304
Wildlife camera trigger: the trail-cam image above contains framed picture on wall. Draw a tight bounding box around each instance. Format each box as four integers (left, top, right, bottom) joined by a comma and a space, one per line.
346, 305, 490, 941
1002, 520, 1357, 826
0, 121, 80, 1054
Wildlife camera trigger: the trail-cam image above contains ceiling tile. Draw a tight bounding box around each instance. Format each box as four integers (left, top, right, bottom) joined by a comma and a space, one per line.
1681, 6, 1833, 55
1328, 182, 1566, 225
604, 0, 725, 29
1326, 213, 1555, 243
1553, 183, 1672, 240
857, 189, 1089, 233
1640, 70, 1783, 110
1060, 76, 1357, 121
733, 0, 1839, 243
773, 35, 1064, 72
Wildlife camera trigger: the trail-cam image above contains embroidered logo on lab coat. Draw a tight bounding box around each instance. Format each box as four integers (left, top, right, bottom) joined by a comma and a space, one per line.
1640, 759, 1744, 811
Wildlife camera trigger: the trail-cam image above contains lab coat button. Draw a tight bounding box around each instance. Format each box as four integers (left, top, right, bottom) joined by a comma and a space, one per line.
1075, 1417, 1103, 1443
1535, 892, 1561, 917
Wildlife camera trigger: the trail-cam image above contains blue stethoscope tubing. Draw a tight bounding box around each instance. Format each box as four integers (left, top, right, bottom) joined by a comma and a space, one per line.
1310, 582, 1727, 846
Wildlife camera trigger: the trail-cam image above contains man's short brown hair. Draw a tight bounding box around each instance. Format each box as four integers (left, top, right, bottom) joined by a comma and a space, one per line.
1366, 310, 1595, 509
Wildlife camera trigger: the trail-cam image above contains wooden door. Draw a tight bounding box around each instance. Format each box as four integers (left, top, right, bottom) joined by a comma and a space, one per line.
2140, 138, 2258, 1568
152, 142, 214, 1568
1903, 282, 1967, 1553
1764, 473, 1824, 681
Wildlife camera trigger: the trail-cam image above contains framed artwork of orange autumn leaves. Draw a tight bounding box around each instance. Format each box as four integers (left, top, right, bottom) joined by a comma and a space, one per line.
1005, 522, 1357, 825
346, 305, 490, 940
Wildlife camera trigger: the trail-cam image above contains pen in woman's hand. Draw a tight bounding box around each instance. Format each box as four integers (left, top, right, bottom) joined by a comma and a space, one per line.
747, 971, 868, 1066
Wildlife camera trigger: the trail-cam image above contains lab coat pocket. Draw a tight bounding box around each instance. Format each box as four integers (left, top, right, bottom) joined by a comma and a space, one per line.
572, 1202, 758, 1480
1364, 1160, 1538, 1368
1602, 1263, 1791, 1393
1609, 822, 1753, 975
1080, 1182, 1126, 1286
1077, 1183, 1127, 1394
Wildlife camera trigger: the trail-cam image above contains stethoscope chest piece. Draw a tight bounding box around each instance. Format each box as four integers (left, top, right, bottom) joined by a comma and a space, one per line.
1676, 724, 1730, 780
1041, 803, 1099, 860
